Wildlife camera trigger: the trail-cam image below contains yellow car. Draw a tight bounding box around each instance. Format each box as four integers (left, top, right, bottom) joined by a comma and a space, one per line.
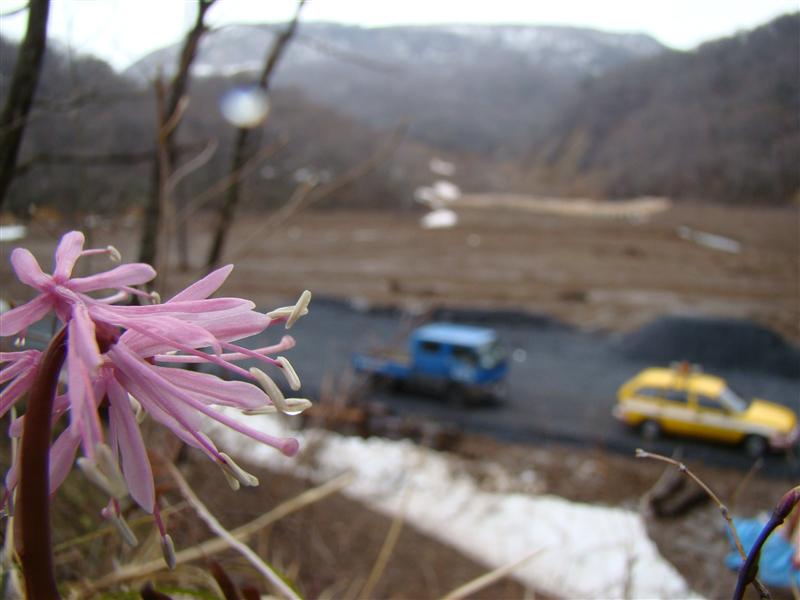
613, 364, 799, 456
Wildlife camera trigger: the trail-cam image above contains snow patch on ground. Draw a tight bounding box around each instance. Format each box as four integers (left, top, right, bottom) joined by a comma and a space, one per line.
213, 414, 700, 599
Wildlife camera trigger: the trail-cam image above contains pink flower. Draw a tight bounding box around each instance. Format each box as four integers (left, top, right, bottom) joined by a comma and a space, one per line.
0, 350, 41, 420
1, 231, 312, 562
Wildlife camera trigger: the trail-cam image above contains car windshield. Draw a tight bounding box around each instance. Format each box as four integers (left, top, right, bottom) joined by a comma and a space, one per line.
478, 342, 506, 369
719, 387, 748, 412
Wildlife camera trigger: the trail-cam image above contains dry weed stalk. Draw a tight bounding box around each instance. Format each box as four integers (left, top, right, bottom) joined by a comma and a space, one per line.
439, 549, 542, 600
165, 461, 300, 600
81, 470, 353, 593
358, 491, 408, 599
635, 448, 771, 599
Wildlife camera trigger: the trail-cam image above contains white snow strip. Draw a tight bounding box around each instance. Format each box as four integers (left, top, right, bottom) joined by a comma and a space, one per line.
212, 413, 701, 599
677, 226, 742, 254
0, 224, 26, 242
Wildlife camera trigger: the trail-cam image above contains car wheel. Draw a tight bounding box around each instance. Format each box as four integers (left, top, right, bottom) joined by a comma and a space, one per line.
641, 419, 661, 441
744, 435, 768, 458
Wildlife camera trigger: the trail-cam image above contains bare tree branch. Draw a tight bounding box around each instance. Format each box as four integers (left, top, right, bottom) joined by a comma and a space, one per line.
205, 1, 306, 269
12, 140, 212, 177
224, 124, 406, 265
138, 0, 216, 268
0, 0, 50, 210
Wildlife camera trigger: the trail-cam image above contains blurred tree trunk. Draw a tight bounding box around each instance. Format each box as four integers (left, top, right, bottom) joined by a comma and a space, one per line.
139, 0, 216, 268
0, 0, 50, 212
205, 1, 305, 270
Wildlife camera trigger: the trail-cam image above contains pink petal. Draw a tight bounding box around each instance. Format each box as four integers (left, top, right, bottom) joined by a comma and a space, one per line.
70, 303, 102, 371
0, 349, 40, 363
52, 231, 85, 281
0, 294, 53, 337
168, 264, 234, 302
8, 393, 70, 437
67, 328, 103, 457
160, 366, 270, 410
96, 297, 254, 316
109, 345, 219, 458
0, 354, 34, 384
10, 248, 50, 289
0, 370, 37, 419
185, 308, 268, 342
69, 263, 156, 293
108, 378, 154, 512
48, 427, 81, 493
111, 314, 222, 356
4, 422, 81, 495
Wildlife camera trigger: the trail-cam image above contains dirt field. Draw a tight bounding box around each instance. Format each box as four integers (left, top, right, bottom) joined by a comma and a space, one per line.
123, 200, 798, 343
4, 199, 798, 341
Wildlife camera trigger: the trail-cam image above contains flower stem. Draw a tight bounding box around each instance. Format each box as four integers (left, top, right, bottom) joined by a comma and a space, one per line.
18, 326, 67, 600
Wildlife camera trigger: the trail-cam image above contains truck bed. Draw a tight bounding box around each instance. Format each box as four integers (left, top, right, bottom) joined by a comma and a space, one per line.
352, 347, 412, 378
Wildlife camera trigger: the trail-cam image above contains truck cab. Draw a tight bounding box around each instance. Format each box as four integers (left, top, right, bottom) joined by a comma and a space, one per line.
410, 323, 507, 387
352, 322, 508, 402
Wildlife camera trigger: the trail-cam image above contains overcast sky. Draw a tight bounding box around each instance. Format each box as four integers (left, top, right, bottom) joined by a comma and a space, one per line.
1, 0, 797, 70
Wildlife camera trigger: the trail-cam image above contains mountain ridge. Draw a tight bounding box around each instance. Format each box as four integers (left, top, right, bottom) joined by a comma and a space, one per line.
126, 22, 666, 155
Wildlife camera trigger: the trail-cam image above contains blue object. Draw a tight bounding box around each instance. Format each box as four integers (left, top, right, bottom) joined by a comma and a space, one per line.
352, 323, 508, 397
725, 517, 800, 588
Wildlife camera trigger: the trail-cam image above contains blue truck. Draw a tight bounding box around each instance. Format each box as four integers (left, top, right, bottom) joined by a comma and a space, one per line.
352, 323, 509, 403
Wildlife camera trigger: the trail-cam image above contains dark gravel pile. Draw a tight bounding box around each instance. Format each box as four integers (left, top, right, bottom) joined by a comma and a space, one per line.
615, 315, 800, 378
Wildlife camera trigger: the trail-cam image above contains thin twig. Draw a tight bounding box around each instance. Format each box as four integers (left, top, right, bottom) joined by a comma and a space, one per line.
636, 449, 771, 599
83, 471, 353, 592
163, 139, 218, 200
730, 457, 763, 512
174, 136, 287, 225
358, 493, 407, 600
439, 549, 542, 600
165, 461, 300, 600
225, 178, 317, 263
52, 502, 189, 556
636, 450, 742, 553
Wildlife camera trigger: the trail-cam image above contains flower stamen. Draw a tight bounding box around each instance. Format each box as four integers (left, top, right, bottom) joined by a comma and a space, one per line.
267, 290, 312, 329
102, 500, 138, 547
283, 397, 313, 414
249, 367, 287, 412
128, 394, 145, 424
161, 534, 177, 570
77, 443, 128, 499
218, 451, 259, 489
276, 356, 301, 390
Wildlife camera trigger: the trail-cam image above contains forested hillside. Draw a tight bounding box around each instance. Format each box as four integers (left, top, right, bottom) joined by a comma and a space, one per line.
530, 13, 800, 204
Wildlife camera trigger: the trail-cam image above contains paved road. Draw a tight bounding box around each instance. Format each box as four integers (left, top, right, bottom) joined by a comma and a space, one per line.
250, 299, 800, 478
24, 299, 799, 477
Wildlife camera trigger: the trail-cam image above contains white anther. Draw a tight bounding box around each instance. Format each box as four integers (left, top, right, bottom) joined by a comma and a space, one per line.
78, 458, 123, 499
128, 394, 145, 424
107, 245, 122, 262
220, 466, 240, 490
13, 337, 25, 348
286, 290, 311, 329
266, 306, 308, 321
149, 291, 161, 304
243, 405, 278, 416
110, 512, 138, 547
276, 356, 301, 391
219, 452, 259, 487
283, 398, 313, 414
93, 443, 129, 499
249, 367, 288, 413
161, 534, 177, 570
